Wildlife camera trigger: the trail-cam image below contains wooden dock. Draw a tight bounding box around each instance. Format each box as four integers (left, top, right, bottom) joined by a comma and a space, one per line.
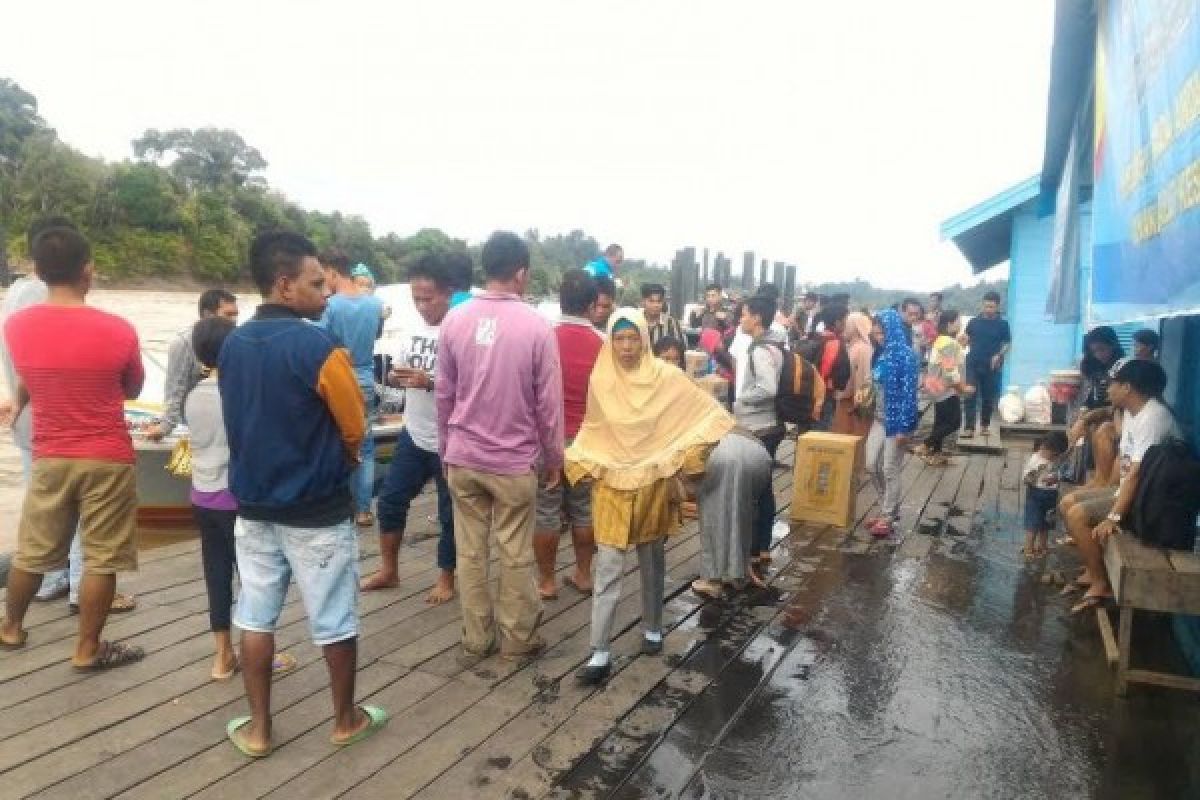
0, 442, 1033, 799
957, 427, 1006, 455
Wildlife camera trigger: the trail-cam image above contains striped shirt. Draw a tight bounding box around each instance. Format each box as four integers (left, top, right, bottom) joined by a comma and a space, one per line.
4, 304, 143, 463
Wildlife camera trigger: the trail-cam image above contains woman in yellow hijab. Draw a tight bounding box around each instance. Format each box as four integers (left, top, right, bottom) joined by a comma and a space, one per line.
567, 310, 767, 685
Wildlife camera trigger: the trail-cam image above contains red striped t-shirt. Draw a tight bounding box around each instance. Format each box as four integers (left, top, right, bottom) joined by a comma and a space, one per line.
4, 304, 144, 463
555, 317, 603, 439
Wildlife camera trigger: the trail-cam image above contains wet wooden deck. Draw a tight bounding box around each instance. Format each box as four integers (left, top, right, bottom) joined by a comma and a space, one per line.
0, 441, 1029, 799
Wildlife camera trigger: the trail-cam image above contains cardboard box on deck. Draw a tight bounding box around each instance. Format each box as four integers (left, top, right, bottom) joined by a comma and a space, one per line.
693, 374, 729, 404
791, 432, 862, 528
684, 350, 709, 379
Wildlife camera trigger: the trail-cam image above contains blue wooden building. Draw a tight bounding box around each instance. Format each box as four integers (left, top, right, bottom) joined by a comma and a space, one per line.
940, 176, 1089, 392
945, 0, 1200, 674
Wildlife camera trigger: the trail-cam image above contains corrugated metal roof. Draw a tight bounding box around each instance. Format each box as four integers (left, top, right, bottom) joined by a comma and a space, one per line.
939, 176, 1042, 273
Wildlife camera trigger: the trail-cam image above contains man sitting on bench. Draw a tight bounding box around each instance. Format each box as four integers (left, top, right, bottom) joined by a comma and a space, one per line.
1059, 359, 1178, 615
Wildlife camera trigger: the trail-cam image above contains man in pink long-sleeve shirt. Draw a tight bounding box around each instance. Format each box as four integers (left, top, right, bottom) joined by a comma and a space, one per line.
437, 231, 564, 663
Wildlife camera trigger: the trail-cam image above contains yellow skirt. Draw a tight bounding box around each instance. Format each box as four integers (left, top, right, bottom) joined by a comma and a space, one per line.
590, 479, 680, 550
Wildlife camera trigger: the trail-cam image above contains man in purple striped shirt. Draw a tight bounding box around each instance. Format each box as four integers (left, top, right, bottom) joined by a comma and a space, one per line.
437, 231, 564, 664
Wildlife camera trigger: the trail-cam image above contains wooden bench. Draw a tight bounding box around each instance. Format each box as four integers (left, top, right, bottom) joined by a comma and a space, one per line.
1100, 532, 1200, 695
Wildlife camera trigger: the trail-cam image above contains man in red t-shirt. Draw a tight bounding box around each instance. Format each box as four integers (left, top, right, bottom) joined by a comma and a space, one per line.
0, 226, 145, 671
534, 269, 604, 599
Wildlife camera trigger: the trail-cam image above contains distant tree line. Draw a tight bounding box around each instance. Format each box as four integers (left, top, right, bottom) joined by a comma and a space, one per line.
0, 77, 1004, 307
795, 277, 1009, 316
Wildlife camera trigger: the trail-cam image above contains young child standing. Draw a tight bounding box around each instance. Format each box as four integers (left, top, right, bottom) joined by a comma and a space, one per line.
187, 317, 295, 681
1022, 431, 1069, 558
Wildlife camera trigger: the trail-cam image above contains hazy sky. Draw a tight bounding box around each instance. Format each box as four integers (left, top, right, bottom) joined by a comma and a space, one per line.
5, 1, 1052, 289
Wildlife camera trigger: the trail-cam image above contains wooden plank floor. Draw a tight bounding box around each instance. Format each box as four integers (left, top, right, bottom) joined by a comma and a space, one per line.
0, 442, 1023, 799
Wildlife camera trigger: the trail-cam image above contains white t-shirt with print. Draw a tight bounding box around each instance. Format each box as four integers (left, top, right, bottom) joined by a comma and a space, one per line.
1118, 397, 1178, 485
392, 321, 441, 453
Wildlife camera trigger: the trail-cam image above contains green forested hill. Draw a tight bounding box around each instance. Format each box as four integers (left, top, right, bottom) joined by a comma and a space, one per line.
0, 77, 1002, 310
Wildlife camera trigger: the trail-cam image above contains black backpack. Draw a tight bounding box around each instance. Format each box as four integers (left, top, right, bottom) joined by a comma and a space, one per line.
1130, 438, 1200, 550
749, 342, 825, 430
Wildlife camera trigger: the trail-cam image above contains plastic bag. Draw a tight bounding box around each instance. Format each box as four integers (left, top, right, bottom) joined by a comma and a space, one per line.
998, 386, 1025, 424
1024, 383, 1052, 426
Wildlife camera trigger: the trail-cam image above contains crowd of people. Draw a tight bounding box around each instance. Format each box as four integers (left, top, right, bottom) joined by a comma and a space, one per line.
0, 216, 1188, 760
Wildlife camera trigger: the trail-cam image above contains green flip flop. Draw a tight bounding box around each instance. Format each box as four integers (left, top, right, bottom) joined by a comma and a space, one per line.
332, 704, 388, 747
226, 716, 272, 758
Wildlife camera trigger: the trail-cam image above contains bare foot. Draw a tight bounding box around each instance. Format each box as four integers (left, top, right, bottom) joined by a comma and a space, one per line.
566, 571, 593, 594
211, 652, 238, 681
360, 572, 398, 591
746, 566, 767, 589
426, 572, 455, 605
537, 575, 558, 601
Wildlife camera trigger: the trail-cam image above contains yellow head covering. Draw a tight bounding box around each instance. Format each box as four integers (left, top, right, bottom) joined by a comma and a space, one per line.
566, 309, 734, 491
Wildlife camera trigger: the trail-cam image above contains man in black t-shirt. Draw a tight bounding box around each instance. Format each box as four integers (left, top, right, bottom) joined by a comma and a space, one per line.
961, 291, 1011, 437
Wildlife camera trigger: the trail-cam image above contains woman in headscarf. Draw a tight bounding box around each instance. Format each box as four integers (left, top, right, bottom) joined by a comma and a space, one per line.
832, 311, 875, 439
567, 311, 771, 685
863, 308, 920, 537
1071, 326, 1125, 488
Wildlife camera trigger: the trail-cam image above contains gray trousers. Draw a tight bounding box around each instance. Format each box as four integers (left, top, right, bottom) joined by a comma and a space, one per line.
590, 540, 665, 652
865, 420, 906, 521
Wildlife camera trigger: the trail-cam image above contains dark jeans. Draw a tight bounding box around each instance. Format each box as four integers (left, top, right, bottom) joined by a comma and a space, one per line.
752, 428, 783, 555
963, 360, 1000, 430
759, 428, 785, 461
377, 429, 456, 571
819, 395, 836, 431
194, 506, 236, 632
753, 486, 776, 556
927, 395, 962, 453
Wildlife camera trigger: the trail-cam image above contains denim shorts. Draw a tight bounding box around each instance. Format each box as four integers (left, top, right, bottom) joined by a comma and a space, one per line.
234, 517, 360, 646
535, 478, 593, 531
1023, 486, 1059, 532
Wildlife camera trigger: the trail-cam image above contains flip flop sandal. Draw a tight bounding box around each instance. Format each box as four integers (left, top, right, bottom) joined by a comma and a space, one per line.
72, 640, 145, 673
272, 652, 298, 676
110, 593, 137, 613
563, 575, 593, 597
0, 623, 28, 650
226, 716, 272, 758
212, 657, 239, 681
332, 704, 389, 747
1070, 594, 1113, 615
691, 580, 724, 602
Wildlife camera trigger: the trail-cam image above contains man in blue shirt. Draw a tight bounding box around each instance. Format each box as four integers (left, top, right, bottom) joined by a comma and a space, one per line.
446, 252, 475, 309
584, 243, 623, 280
318, 251, 385, 527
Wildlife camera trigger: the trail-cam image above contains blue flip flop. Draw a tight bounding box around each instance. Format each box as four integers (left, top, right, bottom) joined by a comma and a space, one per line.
332, 704, 388, 747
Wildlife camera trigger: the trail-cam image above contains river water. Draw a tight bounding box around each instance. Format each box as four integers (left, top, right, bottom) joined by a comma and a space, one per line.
0, 289, 261, 553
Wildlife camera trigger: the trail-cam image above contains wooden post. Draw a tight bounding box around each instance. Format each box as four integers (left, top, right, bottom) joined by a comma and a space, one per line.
682, 246, 698, 313
670, 249, 685, 322
1117, 606, 1133, 696
742, 251, 755, 292
714, 252, 730, 289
